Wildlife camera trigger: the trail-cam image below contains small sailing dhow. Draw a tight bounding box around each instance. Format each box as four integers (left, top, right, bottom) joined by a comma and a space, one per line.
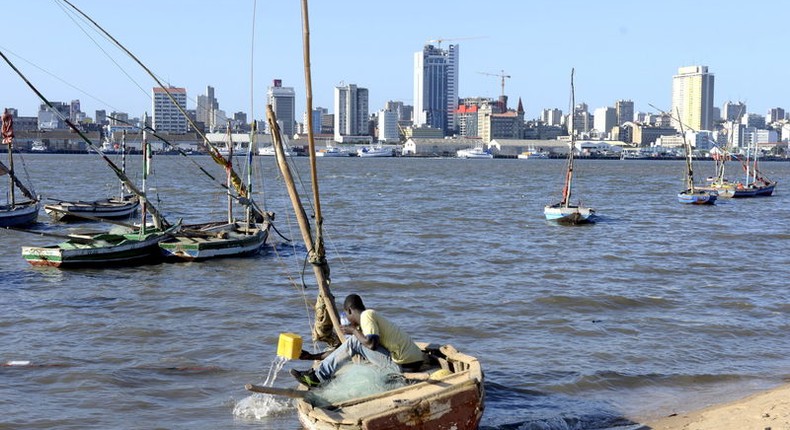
0, 108, 40, 227
676, 111, 717, 205
544, 69, 595, 224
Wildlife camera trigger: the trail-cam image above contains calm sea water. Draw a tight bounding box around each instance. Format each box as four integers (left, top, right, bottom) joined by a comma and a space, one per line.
1, 153, 788, 429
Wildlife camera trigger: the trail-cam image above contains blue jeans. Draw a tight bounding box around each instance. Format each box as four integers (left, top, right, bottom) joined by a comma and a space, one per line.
314, 335, 400, 382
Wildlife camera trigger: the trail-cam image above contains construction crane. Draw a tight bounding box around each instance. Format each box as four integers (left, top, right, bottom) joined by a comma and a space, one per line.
426, 36, 487, 48
478, 70, 511, 97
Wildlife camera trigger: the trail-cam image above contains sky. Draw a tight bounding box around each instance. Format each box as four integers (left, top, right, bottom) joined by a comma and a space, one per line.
2, 0, 789, 122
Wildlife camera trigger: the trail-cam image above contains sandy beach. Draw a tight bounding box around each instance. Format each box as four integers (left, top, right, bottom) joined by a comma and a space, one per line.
636, 383, 790, 430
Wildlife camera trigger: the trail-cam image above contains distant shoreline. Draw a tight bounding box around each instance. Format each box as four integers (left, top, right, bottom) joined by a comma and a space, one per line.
3, 149, 790, 162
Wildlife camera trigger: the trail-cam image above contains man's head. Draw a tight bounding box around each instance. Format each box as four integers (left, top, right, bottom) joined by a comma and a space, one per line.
343, 294, 366, 325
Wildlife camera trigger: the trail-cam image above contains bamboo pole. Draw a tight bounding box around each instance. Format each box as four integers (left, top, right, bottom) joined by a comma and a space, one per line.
267, 105, 344, 342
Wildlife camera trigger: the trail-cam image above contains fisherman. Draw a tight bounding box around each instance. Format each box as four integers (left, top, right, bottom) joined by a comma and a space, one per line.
291, 293, 425, 387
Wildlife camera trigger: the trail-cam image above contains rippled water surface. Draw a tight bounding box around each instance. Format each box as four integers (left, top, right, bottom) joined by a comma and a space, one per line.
1, 153, 788, 429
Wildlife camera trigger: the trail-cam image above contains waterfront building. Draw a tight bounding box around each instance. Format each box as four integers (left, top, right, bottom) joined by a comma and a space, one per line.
38, 101, 69, 130
541, 108, 563, 126
593, 106, 617, 139
478, 98, 525, 143
377, 109, 399, 142
456, 105, 480, 138
671, 65, 715, 132
569, 102, 592, 137
413, 43, 459, 135
267, 79, 296, 138
334, 83, 369, 142
196, 86, 219, 132
303, 107, 326, 134
722, 101, 746, 122
767, 107, 785, 124
742, 113, 766, 129
152, 86, 188, 134
615, 99, 634, 126
625, 122, 677, 146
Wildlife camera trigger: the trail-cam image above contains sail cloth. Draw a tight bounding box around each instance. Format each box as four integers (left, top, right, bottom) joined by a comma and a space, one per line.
1, 110, 36, 200
2, 108, 14, 144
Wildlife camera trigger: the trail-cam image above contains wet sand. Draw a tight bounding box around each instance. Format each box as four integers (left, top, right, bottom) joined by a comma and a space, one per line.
637, 383, 790, 430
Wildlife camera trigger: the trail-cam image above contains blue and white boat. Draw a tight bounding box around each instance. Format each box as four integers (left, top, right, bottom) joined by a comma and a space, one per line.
544, 69, 595, 224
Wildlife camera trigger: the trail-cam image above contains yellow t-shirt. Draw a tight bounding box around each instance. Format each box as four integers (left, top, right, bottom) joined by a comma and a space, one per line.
359, 309, 424, 365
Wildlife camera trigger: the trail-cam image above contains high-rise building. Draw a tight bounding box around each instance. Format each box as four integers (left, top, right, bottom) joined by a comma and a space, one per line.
722, 101, 746, 122
413, 44, 459, 135
334, 83, 369, 141
593, 106, 617, 138
767, 107, 785, 124
377, 109, 399, 142
615, 99, 634, 126
95, 110, 107, 126
304, 107, 326, 134
541, 108, 563, 126
196, 86, 219, 131
152, 86, 188, 133
267, 79, 296, 137
671, 65, 715, 132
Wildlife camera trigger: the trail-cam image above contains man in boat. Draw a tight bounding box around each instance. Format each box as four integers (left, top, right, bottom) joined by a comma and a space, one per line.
291, 293, 425, 387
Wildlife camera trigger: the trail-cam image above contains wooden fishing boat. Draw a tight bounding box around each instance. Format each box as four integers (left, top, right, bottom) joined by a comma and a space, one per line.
44, 195, 139, 222
45, 132, 139, 222
159, 124, 273, 261
292, 343, 484, 430
544, 69, 595, 224
1, 108, 40, 227
159, 220, 269, 261
22, 222, 180, 268
244, 4, 485, 426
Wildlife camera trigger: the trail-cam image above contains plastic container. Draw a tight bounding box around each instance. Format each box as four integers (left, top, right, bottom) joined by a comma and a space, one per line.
276, 333, 303, 359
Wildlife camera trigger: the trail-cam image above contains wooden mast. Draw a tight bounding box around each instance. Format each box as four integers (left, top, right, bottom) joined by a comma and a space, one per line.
562, 68, 575, 207
265, 0, 344, 344
677, 108, 694, 191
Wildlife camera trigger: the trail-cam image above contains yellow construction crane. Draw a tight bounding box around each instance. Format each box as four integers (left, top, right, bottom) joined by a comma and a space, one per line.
478, 70, 511, 97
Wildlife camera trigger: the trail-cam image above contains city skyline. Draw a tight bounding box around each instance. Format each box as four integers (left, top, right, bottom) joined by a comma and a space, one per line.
2, 1, 789, 122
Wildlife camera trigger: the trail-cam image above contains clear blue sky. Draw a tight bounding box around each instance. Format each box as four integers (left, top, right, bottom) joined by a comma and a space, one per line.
1, 0, 788, 122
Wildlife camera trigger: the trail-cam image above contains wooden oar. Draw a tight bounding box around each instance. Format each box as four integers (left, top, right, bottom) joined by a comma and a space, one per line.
244, 384, 308, 398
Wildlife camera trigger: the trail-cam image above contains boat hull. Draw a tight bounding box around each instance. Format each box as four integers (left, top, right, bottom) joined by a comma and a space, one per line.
159, 221, 270, 261
544, 204, 595, 224
357, 147, 393, 157
295, 343, 484, 430
22, 224, 179, 268
0, 201, 40, 227
456, 148, 493, 159
677, 189, 717, 205
44, 196, 139, 222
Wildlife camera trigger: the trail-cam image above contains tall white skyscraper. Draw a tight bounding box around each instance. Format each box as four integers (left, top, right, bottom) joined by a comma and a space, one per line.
152, 86, 187, 133
413, 44, 459, 135
333, 83, 369, 140
267, 79, 296, 137
671, 66, 715, 132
